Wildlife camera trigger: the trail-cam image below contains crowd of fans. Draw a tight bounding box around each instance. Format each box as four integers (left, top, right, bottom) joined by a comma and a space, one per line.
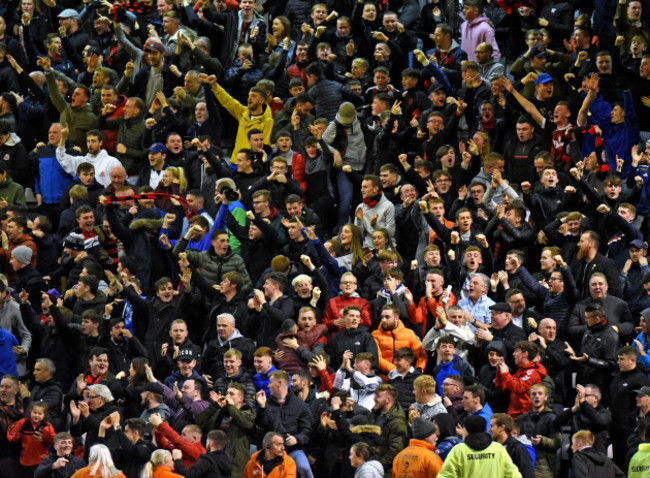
2, 0, 650, 477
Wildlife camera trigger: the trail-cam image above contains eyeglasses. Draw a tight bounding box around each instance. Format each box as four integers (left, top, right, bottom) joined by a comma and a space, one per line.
87, 395, 99, 399
340, 281, 357, 285
252, 200, 267, 205
548, 277, 563, 282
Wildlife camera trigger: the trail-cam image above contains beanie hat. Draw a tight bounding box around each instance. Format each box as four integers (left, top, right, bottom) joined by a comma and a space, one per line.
464, 415, 487, 434
11, 246, 32, 264
337, 102, 357, 125
412, 417, 437, 439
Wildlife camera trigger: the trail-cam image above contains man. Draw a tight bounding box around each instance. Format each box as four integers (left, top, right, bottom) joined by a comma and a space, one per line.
56, 128, 121, 187
255, 370, 313, 478
42, 58, 97, 152
569, 273, 633, 344
140, 381, 172, 424
0, 218, 37, 282
329, 305, 378, 370
243, 431, 296, 477
490, 413, 535, 478
370, 384, 408, 478
406, 268, 459, 339
103, 317, 148, 376
159, 375, 209, 433
409, 374, 446, 422
458, 274, 496, 329
516, 384, 562, 478
463, 384, 493, 430
431, 337, 475, 394
392, 417, 443, 477
33, 432, 85, 478
504, 115, 547, 186
354, 174, 395, 248
438, 415, 521, 478
211, 81, 272, 165
475, 303, 529, 371
305, 62, 363, 121
565, 302, 619, 396
0, 374, 22, 478
555, 384, 611, 453
388, 347, 423, 410
372, 305, 427, 377
150, 413, 206, 469
323, 273, 372, 334
476, 42, 504, 81
609, 346, 650, 467
100, 416, 156, 478
247, 272, 294, 349
25, 358, 63, 431
98, 97, 147, 175
201, 313, 255, 381
571, 430, 625, 476
528, 318, 571, 405
9, 245, 45, 307
333, 351, 383, 410
248, 189, 287, 245
495, 341, 546, 418
252, 157, 304, 211
460, 0, 500, 62
173, 429, 233, 478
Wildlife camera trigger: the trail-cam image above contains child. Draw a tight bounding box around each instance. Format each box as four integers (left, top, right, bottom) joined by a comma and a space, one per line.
7, 402, 56, 475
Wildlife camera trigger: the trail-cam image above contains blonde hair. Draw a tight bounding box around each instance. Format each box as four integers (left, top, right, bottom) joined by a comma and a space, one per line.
88, 444, 123, 478
164, 166, 187, 193
140, 449, 171, 478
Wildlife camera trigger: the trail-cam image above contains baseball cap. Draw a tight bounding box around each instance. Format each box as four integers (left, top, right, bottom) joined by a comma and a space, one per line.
148, 143, 167, 154
534, 72, 553, 85
530, 44, 547, 58
490, 302, 512, 313
143, 38, 165, 53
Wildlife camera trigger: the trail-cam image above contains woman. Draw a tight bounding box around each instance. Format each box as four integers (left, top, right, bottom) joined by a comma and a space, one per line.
371, 228, 401, 261
140, 449, 183, 478
154, 167, 186, 212
12, 0, 52, 52
267, 16, 295, 62
72, 444, 126, 478
349, 442, 383, 478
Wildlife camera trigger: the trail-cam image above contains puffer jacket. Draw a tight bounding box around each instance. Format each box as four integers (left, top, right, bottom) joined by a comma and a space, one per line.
323, 114, 367, 172
355, 460, 385, 478
243, 450, 296, 478
180, 243, 252, 293
495, 360, 547, 418
517, 407, 562, 476
372, 320, 427, 375
370, 402, 408, 477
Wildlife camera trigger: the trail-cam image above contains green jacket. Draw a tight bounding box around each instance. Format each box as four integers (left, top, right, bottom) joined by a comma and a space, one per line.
0, 177, 26, 209
439, 440, 522, 478
629, 443, 650, 478
44, 70, 98, 153
99, 113, 147, 174
509, 52, 574, 100
194, 402, 256, 478
371, 402, 408, 478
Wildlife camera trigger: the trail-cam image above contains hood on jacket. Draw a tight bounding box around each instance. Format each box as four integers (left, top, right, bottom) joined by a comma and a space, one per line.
464, 431, 493, 450
433, 412, 457, 439
577, 447, 608, 465
351, 424, 382, 435
130, 218, 164, 232
358, 460, 384, 475
4, 132, 21, 147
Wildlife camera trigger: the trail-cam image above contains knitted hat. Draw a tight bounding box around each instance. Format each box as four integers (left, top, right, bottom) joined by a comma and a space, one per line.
11, 246, 32, 265
412, 417, 436, 439
63, 232, 85, 251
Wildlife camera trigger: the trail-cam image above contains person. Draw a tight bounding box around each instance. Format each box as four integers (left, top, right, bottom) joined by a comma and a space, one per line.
570, 430, 625, 477
438, 415, 522, 478
369, 384, 408, 478
243, 431, 297, 478
24, 358, 64, 432
489, 414, 535, 478
172, 430, 233, 478
349, 442, 384, 478
70, 444, 126, 478
333, 352, 383, 410
392, 417, 443, 477
462, 385, 493, 431
34, 431, 86, 478
139, 449, 184, 478
6, 401, 56, 473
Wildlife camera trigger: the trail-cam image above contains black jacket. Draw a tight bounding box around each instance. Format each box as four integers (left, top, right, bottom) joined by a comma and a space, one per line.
503, 435, 535, 478
555, 402, 612, 454
34, 453, 86, 478
329, 326, 380, 370
256, 392, 312, 453
571, 447, 625, 478
174, 449, 233, 478
29, 379, 64, 432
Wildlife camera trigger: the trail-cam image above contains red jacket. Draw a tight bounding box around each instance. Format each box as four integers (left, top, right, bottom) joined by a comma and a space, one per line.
154, 422, 206, 469
7, 418, 55, 466
323, 295, 372, 333
407, 293, 457, 338
495, 361, 547, 418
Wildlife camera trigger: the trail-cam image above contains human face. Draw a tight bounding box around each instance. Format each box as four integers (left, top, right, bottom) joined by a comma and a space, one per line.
578, 233, 592, 254
553, 104, 570, 125
285, 201, 302, 219
170, 323, 188, 344
430, 89, 446, 107
101, 88, 116, 106
373, 73, 389, 92
548, 272, 564, 294
362, 3, 376, 21
464, 251, 482, 272
433, 27, 449, 48
0, 378, 18, 403
488, 351, 502, 367
462, 4, 479, 22
123, 99, 139, 120
294, 279, 312, 299
223, 354, 242, 375
619, 207, 635, 223
86, 135, 102, 156
54, 437, 73, 457
194, 102, 208, 123
475, 44, 491, 64
540, 250, 555, 271
429, 201, 445, 220
373, 390, 390, 411
380, 310, 398, 330
530, 387, 547, 409
513, 348, 527, 367
426, 273, 444, 295
252, 195, 269, 215
344, 310, 361, 329
383, 14, 397, 32
589, 276, 608, 299
276, 135, 292, 152
76, 212, 95, 233
254, 355, 272, 374
507, 293, 525, 316
5, 221, 22, 241
469, 185, 484, 205
374, 43, 389, 59
627, 1, 642, 21
402, 75, 418, 90
596, 55, 612, 75
541, 169, 558, 188
181, 427, 200, 444
89, 353, 109, 376
361, 179, 378, 199
636, 392, 650, 411
617, 353, 636, 372
427, 115, 444, 134
538, 319, 557, 342
298, 311, 316, 332
424, 249, 441, 267
166, 134, 183, 154
340, 225, 353, 245
161, 169, 175, 187
268, 376, 286, 399
441, 379, 461, 397
110, 321, 126, 340
349, 449, 364, 468
295, 45, 308, 63
457, 212, 472, 233
247, 91, 265, 111
211, 233, 229, 257
340, 275, 357, 296
584, 311, 604, 329
372, 231, 388, 251
33, 362, 51, 383
267, 435, 285, 458
490, 310, 511, 329
438, 342, 455, 362
156, 282, 174, 303
69, 86, 89, 108
462, 391, 480, 412
516, 122, 534, 142
337, 19, 351, 37
217, 317, 235, 340
611, 104, 624, 124
400, 185, 417, 203
641, 58, 650, 78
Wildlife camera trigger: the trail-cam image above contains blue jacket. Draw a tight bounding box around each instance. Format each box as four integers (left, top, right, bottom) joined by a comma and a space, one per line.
33, 144, 74, 204
633, 331, 650, 375
432, 355, 475, 396
254, 365, 278, 397
0, 328, 19, 379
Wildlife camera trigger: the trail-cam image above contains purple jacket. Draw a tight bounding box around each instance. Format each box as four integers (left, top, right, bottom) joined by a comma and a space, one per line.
461, 14, 501, 62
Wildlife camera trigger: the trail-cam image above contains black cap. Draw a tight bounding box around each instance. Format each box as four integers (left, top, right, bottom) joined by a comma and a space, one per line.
630, 239, 647, 250
428, 83, 445, 94
143, 382, 164, 395
489, 302, 511, 313
177, 348, 195, 362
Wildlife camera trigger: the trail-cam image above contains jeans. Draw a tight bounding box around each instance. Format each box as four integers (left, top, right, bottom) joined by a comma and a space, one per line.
289, 449, 315, 478
336, 170, 353, 227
